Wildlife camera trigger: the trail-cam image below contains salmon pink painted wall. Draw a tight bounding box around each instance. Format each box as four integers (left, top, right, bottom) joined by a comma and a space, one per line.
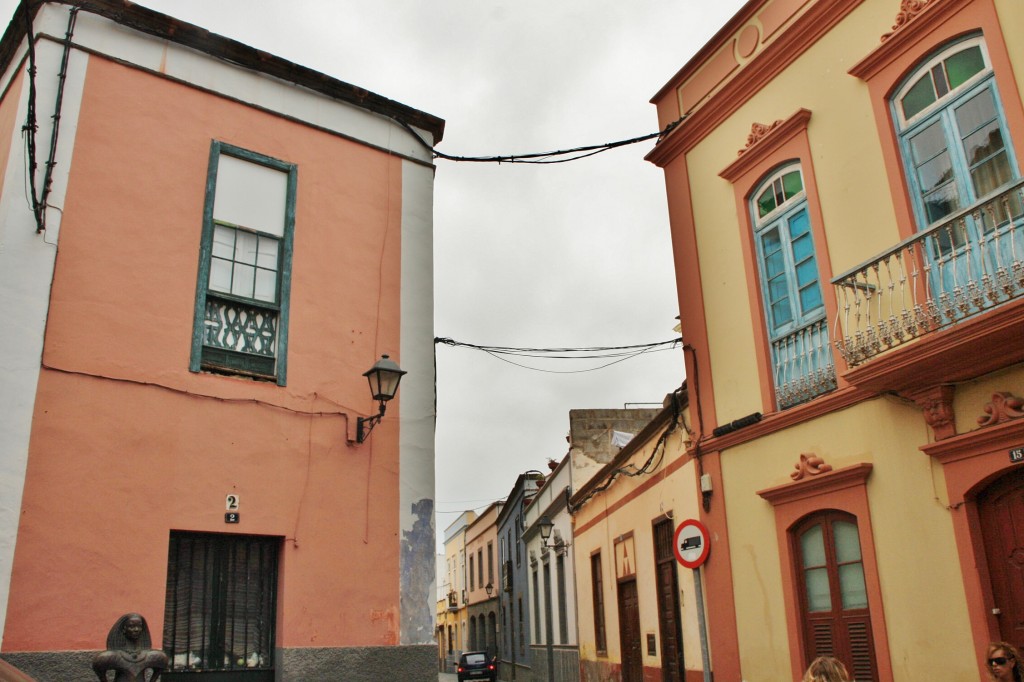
4, 55, 405, 651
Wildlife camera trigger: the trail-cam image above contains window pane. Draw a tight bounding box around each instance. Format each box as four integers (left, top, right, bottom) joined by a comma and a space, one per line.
839, 563, 868, 610
799, 281, 823, 313
758, 188, 776, 218
972, 151, 1013, 198
962, 121, 1005, 167
801, 525, 826, 568
212, 225, 235, 259
805, 567, 832, 612
764, 249, 786, 279
768, 277, 790, 304
232, 264, 255, 298
782, 171, 803, 199
834, 522, 862, 563
795, 258, 819, 289
955, 88, 997, 137
945, 45, 985, 90
792, 232, 814, 262
902, 74, 936, 120
916, 152, 954, 193
923, 183, 960, 223
910, 122, 948, 166
254, 269, 277, 303
257, 237, 280, 271
235, 231, 259, 265
209, 258, 232, 293
771, 299, 793, 328
788, 210, 810, 239
931, 64, 948, 98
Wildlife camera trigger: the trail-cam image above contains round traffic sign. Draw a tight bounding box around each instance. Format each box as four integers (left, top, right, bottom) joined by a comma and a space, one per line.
673, 518, 710, 569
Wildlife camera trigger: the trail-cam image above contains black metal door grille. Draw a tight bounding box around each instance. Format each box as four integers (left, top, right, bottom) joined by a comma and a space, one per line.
163, 532, 279, 681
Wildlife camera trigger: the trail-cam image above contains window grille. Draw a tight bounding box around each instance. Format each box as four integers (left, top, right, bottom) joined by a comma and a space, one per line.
162, 532, 279, 681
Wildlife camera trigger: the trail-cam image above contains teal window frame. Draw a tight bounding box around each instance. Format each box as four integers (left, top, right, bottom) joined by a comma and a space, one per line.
751, 164, 825, 340
893, 36, 1020, 231
190, 141, 297, 385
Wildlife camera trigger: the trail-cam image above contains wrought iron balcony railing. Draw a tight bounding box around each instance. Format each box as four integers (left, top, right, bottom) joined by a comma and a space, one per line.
774, 318, 837, 409
832, 179, 1024, 367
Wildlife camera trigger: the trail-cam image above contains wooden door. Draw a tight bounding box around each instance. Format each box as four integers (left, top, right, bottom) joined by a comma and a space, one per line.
654, 519, 684, 681
979, 469, 1024, 650
618, 579, 643, 682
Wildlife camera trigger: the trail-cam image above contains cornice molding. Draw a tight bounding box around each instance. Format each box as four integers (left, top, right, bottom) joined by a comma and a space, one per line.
849, 0, 975, 81
921, 416, 1024, 464
647, 0, 865, 168
693, 386, 874, 453
758, 462, 873, 506
719, 108, 812, 181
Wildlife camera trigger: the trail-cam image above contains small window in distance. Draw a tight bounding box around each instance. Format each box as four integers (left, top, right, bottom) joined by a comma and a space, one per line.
591, 553, 607, 653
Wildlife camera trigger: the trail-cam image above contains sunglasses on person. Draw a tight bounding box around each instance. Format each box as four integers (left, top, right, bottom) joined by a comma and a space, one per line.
989, 657, 1010, 666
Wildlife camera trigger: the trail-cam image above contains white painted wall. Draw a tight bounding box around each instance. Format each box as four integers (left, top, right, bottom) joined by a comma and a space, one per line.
0, 4, 88, 646
400, 155, 438, 645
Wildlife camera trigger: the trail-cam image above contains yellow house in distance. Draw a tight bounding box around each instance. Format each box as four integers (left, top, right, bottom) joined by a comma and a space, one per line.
570, 395, 703, 682
647, 0, 1024, 681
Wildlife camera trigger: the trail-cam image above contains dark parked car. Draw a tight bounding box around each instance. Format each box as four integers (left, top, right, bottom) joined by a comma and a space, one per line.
457, 651, 496, 682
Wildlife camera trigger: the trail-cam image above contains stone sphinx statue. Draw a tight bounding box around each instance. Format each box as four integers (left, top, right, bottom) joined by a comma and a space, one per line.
92, 613, 169, 682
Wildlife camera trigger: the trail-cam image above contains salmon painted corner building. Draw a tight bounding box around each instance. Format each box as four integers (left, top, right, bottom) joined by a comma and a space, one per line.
0, 1, 442, 680
645, 0, 1024, 680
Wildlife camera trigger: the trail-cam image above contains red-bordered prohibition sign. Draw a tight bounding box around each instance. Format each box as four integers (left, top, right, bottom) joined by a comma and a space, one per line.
673, 518, 710, 569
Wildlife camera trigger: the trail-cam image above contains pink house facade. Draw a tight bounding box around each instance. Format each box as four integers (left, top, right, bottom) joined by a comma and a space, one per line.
0, 1, 442, 680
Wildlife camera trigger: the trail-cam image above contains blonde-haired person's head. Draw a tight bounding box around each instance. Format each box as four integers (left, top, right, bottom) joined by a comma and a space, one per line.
802, 656, 851, 682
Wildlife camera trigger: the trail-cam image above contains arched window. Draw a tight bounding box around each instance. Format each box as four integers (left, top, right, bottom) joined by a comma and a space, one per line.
895, 36, 1019, 226
793, 511, 877, 682
751, 164, 835, 408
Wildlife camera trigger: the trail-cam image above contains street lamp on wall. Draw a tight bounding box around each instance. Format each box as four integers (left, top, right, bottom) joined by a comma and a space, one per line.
485, 583, 494, 598
537, 515, 568, 551
356, 354, 407, 443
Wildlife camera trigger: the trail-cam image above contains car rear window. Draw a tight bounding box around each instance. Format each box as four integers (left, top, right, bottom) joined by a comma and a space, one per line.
465, 653, 486, 664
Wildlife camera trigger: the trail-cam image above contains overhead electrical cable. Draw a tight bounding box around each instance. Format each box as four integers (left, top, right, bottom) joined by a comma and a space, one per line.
435, 337, 681, 374
394, 116, 685, 165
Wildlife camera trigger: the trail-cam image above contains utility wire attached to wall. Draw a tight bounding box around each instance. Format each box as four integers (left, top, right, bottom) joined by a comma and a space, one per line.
395, 116, 685, 165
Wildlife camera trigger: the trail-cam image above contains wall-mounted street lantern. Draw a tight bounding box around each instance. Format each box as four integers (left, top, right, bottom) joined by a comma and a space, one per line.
538, 515, 567, 549
485, 583, 494, 598
356, 354, 407, 443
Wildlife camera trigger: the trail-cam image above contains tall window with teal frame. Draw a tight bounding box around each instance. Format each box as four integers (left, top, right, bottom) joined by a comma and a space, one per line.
752, 163, 836, 409
190, 142, 297, 385
893, 36, 1022, 312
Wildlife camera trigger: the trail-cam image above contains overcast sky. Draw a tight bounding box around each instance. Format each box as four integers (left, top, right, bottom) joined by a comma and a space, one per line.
4, 0, 747, 545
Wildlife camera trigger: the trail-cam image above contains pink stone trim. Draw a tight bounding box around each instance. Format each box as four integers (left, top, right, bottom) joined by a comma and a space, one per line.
977, 392, 1024, 427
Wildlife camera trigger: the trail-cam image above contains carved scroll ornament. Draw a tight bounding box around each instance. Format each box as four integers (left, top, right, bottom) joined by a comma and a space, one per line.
881, 0, 936, 41
739, 120, 784, 155
791, 453, 833, 481
977, 392, 1024, 427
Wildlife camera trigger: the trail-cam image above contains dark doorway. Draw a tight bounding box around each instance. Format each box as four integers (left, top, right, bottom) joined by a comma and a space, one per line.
979, 468, 1024, 651
618, 578, 643, 682
654, 519, 685, 680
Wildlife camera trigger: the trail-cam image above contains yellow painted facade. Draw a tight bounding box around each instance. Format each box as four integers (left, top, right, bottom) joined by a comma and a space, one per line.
650, 0, 1024, 680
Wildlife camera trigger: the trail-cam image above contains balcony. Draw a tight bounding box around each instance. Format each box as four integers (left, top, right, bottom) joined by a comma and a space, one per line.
831, 179, 1024, 393
773, 318, 837, 409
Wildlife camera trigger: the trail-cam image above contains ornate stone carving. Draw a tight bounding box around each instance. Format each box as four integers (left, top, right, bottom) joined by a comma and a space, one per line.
907, 384, 956, 440
881, 0, 935, 41
790, 453, 833, 481
977, 392, 1024, 427
739, 120, 784, 155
